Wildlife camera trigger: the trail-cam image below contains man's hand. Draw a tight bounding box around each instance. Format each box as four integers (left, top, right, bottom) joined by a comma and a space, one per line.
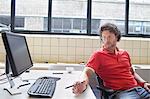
72, 81, 87, 95
144, 82, 150, 93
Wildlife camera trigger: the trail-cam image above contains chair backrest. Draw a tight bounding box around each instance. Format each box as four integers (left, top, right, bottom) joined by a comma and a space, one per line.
96, 73, 115, 99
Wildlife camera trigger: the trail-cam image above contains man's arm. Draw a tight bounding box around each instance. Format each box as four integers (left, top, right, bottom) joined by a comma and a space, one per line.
80, 67, 95, 85
134, 71, 147, 83
72, 67, 95, 95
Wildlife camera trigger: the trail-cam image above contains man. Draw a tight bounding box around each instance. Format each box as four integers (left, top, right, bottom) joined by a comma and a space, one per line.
72, 23, 150, 99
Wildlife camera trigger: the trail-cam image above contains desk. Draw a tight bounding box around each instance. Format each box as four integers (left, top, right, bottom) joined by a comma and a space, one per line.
0, 70, 96, 99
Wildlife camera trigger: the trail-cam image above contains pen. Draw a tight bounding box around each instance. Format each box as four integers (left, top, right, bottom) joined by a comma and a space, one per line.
52, 72, 63, 74
17, 83, 30, 89
65, 81, 84, 89
65, 84, 74, 89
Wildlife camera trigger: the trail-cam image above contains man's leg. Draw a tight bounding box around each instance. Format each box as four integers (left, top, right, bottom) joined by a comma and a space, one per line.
112, 87, 150, 99
135, 87, 150, 99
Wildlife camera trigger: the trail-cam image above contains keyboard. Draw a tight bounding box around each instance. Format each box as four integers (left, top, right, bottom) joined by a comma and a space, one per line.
27, 76, 60, 98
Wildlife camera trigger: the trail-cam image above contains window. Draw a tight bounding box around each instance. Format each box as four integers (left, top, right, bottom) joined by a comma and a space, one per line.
51, 0, 87, 34
0, 0, 11, 31
129, 0, 150, 35
92, 0, 125, 35
91, 19, 100, 35
63, 18, 71, 30
143, 22, 150, 35
1, 0, 150, 37
15, 0, 48, 31
52, 18, 63, 32
0, 16, 10, 26
116, 20, 125, 35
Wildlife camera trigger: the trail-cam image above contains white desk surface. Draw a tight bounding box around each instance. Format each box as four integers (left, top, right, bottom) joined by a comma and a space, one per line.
0, 70, 96, 99
133, 65, 150, 69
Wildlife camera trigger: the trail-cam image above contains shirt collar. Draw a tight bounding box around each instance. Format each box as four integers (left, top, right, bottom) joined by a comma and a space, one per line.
101, 47, 119, 55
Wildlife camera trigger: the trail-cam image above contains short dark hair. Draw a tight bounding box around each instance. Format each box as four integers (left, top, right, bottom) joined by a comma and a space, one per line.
99, 23, 121, 41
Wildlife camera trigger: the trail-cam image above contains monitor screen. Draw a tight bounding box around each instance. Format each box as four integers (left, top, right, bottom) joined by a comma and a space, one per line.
2, 32, 33, 77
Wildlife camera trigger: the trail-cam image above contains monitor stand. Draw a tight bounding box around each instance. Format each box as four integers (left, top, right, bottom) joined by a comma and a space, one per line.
4, 55, 22, 95
5, 55, 15, 88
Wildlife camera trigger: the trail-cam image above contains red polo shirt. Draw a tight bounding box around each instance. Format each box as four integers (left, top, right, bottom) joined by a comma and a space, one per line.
86, 48, 139, 90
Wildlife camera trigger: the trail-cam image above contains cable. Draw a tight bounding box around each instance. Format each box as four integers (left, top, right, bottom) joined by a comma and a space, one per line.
0, 73, 7, 81
0, 76, 16, 85
0, 80, 9, 84
0, 73, 5, 76
0, 77, 7, 81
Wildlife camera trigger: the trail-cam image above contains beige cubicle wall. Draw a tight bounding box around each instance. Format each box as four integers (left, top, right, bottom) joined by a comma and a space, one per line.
0, 34, 150, 65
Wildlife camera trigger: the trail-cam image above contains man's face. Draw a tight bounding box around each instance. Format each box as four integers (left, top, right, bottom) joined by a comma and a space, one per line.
101, 30, 118, 50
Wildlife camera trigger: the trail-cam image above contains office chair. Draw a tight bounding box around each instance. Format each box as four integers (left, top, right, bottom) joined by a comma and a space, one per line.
96, 74, 116, 99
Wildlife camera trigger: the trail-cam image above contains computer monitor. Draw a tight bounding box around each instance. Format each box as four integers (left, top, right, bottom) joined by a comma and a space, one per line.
1, 32, 33, 87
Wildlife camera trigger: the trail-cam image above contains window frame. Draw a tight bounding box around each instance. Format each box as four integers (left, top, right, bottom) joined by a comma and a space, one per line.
9, 0, 150, 37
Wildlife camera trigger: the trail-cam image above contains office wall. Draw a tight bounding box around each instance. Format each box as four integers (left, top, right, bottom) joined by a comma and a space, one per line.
0, 35, 150, 64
